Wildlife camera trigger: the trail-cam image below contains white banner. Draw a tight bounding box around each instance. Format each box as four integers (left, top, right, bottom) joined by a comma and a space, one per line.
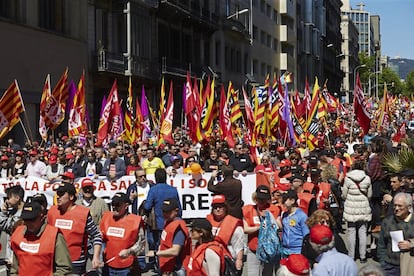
0, 173, 257, 219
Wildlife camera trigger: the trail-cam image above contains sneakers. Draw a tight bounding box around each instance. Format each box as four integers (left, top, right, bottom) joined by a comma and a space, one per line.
360, 258, 367, 263
371, 226, 381, 233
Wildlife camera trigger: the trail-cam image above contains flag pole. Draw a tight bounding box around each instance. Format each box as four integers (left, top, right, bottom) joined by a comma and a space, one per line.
18, 119, 31, 146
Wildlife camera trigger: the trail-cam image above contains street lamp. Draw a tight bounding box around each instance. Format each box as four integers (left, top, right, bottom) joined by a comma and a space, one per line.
368, 71, 381, 97
226, 8, 249, 19
353, 64, 367, 88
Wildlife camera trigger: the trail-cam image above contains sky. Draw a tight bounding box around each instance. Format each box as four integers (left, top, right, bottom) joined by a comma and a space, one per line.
349, 0, 414, 60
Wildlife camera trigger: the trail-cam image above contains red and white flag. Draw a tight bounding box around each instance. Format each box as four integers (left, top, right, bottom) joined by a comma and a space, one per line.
353, 73, 371, 134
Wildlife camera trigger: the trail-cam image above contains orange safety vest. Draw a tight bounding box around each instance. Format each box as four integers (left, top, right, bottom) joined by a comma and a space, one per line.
47, 205, 89, 261
100, 212, 143, 268
242, 204, 280, 251
297, 192, 314, 216
331, 157, 347, 178
206, 214, 242, 245
303, 182, 315, 194
11, 224, 58, 276
316, 182, 331, 209
186, 241, 225, 276
159, 219, 191, 273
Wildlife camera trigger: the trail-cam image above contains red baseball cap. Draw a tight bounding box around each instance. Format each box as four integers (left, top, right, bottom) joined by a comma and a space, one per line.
65, 153, 74, 160
49, 155, 57, 164
60, 171, 75, 180
280, 254, 310, 275
279, 159, 292, 168
211, 195, 226, 205
29, 149, 38, 156
310, 224, 333, 245
1, 155, 8, 162
81, 178, 95, 189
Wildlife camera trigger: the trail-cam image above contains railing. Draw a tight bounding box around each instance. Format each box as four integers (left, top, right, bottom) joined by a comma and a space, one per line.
96, 49, 159, 79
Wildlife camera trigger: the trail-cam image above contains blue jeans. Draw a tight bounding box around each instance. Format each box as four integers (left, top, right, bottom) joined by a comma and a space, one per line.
105, 266, 131, 276
381, 262, 400, 276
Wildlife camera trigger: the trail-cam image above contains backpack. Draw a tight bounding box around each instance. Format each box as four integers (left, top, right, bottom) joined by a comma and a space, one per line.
206, 242, 239, 276
256, 210, 281, 263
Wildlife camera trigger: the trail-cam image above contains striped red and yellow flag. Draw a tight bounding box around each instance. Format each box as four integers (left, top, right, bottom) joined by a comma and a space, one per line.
0, 80, 25, 139
227, 81, 242, 123
124, 77, 135, 143
68, 72, 87, 137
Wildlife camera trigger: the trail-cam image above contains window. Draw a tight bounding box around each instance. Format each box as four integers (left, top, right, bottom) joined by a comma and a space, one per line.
266, 4, 271, 17
260, 30, 265, 44
225, 45, 230, 69
260, 0, 265, 13
273, 9, 278, 23
267, 34, 271, 47
253, 25, 258, 40
253, 59, 258, 75
273, 38, 278, 51
261, 63, 266, 76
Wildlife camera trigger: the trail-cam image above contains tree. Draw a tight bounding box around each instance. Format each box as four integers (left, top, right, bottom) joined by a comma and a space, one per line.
378, 68, 403, 96
358, 53, 375, 85
405, 70, 414, 95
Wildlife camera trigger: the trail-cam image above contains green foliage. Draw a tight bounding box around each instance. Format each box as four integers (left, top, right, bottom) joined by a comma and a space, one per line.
383, 148, 414, 174
405, 70, 414, 95
358, 53, 375, 84
378, 68, 403, 96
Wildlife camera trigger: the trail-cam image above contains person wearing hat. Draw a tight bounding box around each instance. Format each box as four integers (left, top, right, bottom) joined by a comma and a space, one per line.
273, 159, 292, 191
64, 152, 86, 179
279, 190, 309, 256
277, 253, 310, 276
242, 185, 281, 275
25, 149, 46, 178
161, 144, 182, 168
309, 224, 357, 275
208, 164, 243, 219
11, 150, 26, 178
166, 155, 184, 177
32, 193, 48, 214
100, 192, 145, 275
45, 155, 64, 181
10, 201, 72, 275
146, 198, 191, 275
0, 155, 11, 178
206, 195, 244, 272
186, 218, 227, 276
76, 178, 108, 226
47, 182, 103, 274
288, 172, 317, 216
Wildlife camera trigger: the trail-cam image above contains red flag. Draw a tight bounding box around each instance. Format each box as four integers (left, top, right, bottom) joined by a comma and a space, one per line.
219, 85, 235, 148
44, 69, 68, 129
134, 98, 143, 142
353, 73, 371, 134
96, 80, 121, 146
39, 75, 51, 141
160, 81, 174, 144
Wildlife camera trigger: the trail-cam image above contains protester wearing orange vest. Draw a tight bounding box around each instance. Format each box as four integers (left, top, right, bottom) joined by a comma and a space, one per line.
48, 182, 103, 275
100, 192, 145, 275
243, 185, 281, 275
146, 198, 191, 275
11, 201, 72, 275
186, 219, 225, 276
206, 195, 244, 272
288, 172, 317, 216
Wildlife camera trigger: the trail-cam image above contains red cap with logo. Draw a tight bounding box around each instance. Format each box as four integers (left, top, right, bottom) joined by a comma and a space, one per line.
211, 194, 226, 205
280, 254, 310, 275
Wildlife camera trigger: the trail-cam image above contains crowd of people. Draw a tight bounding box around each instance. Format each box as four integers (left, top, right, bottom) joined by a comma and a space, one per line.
0, 108, 413, 276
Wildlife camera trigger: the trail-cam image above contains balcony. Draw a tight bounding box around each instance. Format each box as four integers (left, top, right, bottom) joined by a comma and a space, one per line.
279, 25, 296, 45
161, 57, 203, 79
96, 50, 159, 79
158, 0, 218, 32
279, 0, 295, 19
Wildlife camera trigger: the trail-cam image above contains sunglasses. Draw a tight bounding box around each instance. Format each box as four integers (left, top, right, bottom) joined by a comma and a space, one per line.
137, 175, 146, 178
212, 205, 225, 209
56, 190, 66, 197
